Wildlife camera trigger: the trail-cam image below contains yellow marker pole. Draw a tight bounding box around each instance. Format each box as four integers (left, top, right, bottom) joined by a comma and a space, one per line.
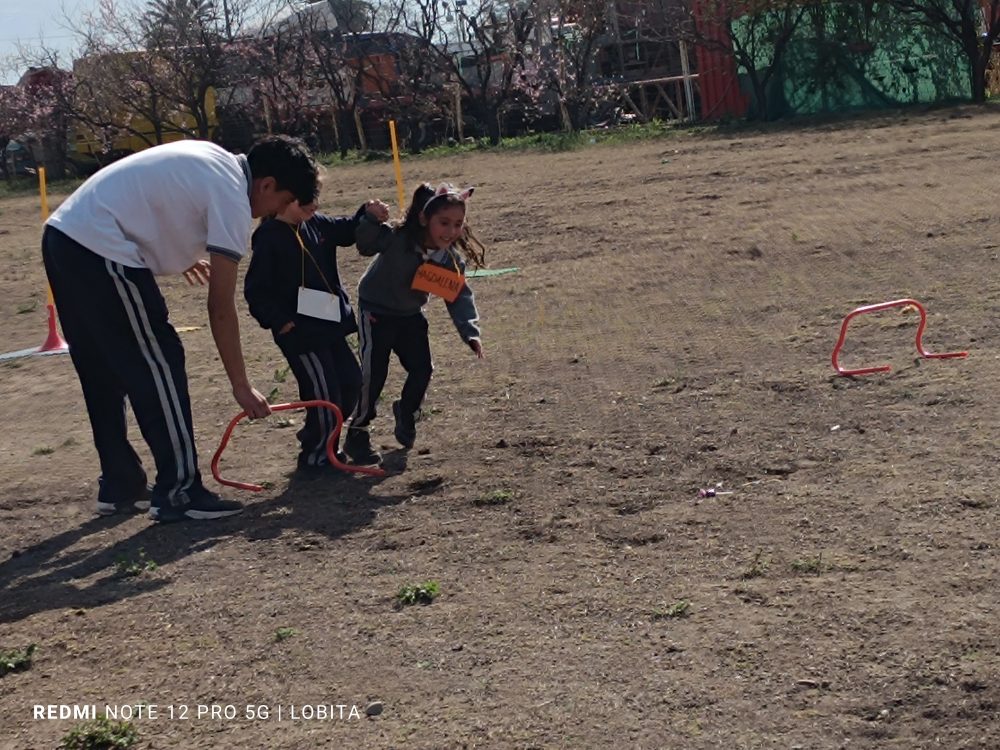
39, 166, 50, 219
37, 166, 68, 352
388, 120, 405, 214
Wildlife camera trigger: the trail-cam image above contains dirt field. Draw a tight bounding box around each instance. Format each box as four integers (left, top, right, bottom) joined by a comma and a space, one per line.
2, 106, 1000, 749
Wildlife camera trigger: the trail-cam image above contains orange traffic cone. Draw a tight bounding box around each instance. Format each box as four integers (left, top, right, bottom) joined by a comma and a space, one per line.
38, 302, 69, 353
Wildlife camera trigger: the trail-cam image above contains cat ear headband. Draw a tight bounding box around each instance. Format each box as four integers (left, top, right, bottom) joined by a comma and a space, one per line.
422, 184, 475, 214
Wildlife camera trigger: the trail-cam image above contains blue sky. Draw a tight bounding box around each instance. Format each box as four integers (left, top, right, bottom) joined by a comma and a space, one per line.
0, 0, 115, 84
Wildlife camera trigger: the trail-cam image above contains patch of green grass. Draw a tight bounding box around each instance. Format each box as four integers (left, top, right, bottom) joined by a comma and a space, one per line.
16, 298, 38, 314
113, 549, 157, 577
315, 119, 700, 167
0, 176, 85, 200
741, 549, 769, 580
652, 599, 691, 620
317, 148, 394, 167
0, 644, 37, 676
474, 489, 513, 507
32, 446, 55, 456
58, 716, 137, 750
274, 627, 297, 642
791, 553, 824, 575
396, 581, 440, 607
273, 365, 290, 383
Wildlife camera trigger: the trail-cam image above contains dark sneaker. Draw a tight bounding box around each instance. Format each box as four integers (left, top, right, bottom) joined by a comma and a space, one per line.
343, 427, 382, 466
392, 400, 416, 449
295, 451, 349, 478
96, 477, 151, 516
149, 487, 244, 523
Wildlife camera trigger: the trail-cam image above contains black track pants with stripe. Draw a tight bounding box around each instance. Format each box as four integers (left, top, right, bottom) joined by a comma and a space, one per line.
42, 226, 203, 507
278, 333, 361, 466
350, 307, 432, 429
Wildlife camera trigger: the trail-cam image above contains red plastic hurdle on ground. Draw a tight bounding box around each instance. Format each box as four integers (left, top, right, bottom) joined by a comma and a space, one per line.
211, 400, 385, 490
831, 298, 968, 376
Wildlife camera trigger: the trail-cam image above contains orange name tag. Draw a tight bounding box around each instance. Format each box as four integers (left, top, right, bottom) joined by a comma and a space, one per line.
411, 262, 464, 302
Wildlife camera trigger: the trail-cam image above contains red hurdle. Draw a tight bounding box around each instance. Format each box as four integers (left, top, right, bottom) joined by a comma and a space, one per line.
211, 400, 386, 490
831, 298, 968, 376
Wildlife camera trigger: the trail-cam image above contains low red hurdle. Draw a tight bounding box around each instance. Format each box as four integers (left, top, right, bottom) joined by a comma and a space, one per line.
212, 400, 386, 490
831, 298, 968, 376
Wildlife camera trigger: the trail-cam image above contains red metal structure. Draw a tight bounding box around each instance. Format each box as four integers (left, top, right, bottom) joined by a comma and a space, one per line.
212, 400, 386, 490
831, 298, 968, 376
691, 0, 749, 119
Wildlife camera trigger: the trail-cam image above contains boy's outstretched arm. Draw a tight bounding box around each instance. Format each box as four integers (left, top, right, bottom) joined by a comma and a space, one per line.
208, 253, 271, 419
318, 199, 387, 247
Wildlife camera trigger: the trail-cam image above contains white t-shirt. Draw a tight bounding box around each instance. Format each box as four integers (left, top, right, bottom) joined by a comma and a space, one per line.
47, 140, 252, 275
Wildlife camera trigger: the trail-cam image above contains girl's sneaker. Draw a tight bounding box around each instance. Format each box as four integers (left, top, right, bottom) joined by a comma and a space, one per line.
296, 451, 350, 478
344, 427, 382, 466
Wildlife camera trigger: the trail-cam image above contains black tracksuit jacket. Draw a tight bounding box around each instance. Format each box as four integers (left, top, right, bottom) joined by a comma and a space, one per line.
244, 207, 365, 349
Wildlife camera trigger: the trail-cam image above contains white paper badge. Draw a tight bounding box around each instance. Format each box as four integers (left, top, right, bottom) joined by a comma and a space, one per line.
297, 287, 341, 322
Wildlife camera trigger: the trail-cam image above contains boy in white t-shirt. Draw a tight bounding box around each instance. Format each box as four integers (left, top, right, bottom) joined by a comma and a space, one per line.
42, 135, 318, 523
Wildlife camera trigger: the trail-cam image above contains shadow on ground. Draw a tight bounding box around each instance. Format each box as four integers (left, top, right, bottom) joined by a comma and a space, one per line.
0, 450, 413, 624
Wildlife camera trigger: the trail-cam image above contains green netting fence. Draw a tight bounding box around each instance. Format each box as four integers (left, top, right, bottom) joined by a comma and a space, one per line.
734, 2, 971, 118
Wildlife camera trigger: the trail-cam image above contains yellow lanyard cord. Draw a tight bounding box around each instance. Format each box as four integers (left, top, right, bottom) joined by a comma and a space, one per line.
293, 225, 336, 294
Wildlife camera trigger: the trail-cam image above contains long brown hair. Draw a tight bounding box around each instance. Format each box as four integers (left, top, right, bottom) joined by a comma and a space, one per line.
400, 182, 486, 269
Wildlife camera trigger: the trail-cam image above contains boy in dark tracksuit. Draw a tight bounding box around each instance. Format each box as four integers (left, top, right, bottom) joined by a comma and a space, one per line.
348, 182, 485, 462
245, 198, 387, 470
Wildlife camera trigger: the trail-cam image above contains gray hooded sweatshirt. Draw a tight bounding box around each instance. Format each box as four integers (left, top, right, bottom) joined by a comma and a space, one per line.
355, 214, 481, 344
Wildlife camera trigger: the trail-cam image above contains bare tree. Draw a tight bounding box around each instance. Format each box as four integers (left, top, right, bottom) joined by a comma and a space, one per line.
534, 0, 616, 130
239, 14, 325, 140
890, 0, 1000, 102
295, 0, 384, 156
394, 0, 538, 144
683, 0, 811, 120
0, 67, 74, 177
57, 0, 222, 148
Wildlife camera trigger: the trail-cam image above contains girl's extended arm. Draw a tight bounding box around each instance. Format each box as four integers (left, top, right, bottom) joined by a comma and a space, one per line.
446, 280, 482, 354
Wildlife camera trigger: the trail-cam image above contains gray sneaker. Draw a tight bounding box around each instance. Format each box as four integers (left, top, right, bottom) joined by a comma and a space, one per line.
96, 477, 152, 516
149, 488, 244, 523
